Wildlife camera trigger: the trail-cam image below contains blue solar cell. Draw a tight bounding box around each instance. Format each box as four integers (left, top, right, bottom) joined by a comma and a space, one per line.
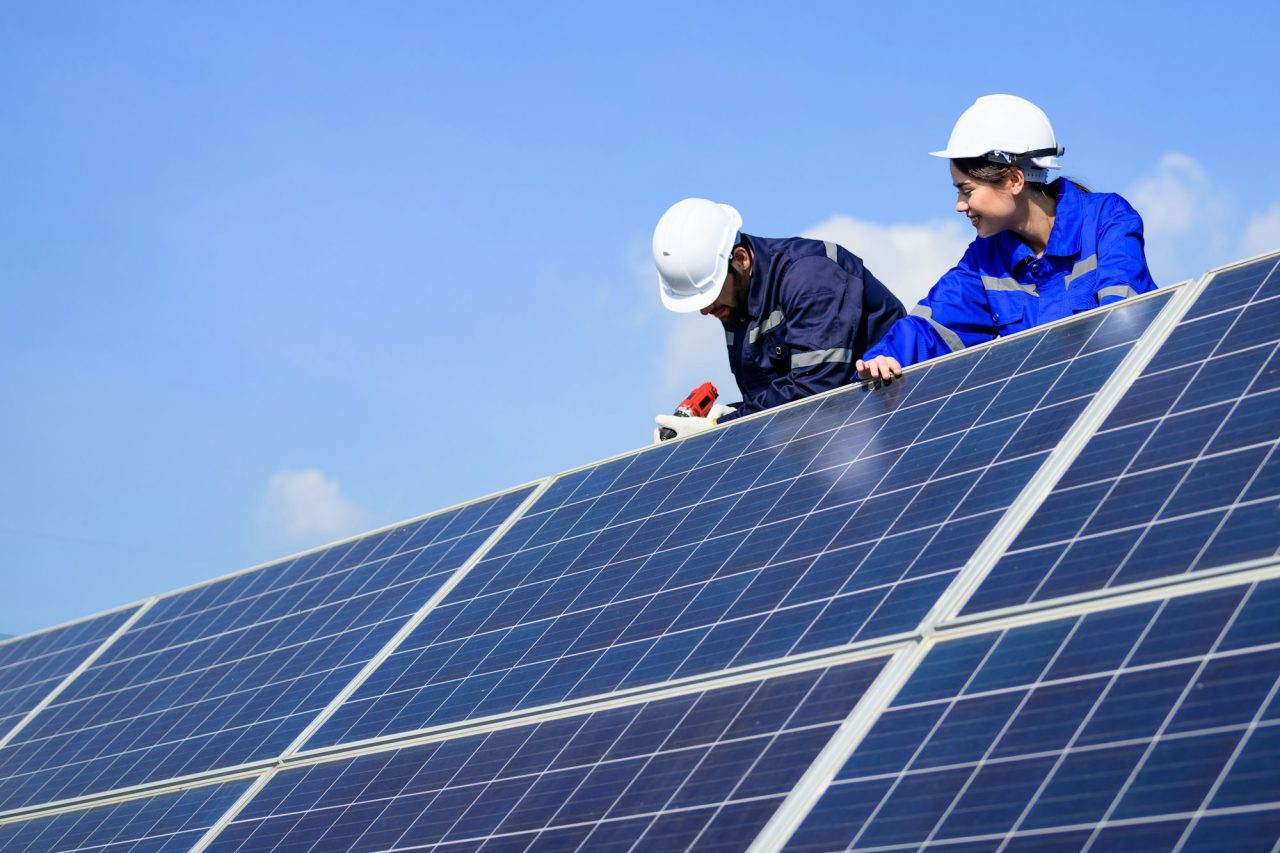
0, 488, 531, 812
0, 606, 137, 739
0, 778, 247, 852
209, 658, 884, 851
966, 258, 1280, 615
785, 577, 1280, 850
307, 294, 1172, 749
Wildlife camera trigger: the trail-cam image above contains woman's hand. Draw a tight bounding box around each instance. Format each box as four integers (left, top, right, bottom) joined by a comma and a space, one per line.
856, 355, 904, 383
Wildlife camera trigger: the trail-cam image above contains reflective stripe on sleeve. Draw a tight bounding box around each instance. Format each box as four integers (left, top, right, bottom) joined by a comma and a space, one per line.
1097, 284, 1139, 302
981, 275, 1039, 297
725, 330, 735, 346
823, 241, 839, 262
1064, 254, 1098, 288
747, 309, 786, 343
791, 347, 854, 367
911, 304, 966, 353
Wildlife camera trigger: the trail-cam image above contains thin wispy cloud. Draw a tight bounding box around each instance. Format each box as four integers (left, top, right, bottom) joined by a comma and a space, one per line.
1125, 152, 1280, 283
256, 468, 369, 547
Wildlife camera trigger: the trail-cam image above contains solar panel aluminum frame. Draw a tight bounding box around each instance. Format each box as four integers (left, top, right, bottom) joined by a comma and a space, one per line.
0, 262, 1250, 848
939, 253, 1280, 628
924, 279, 1201, 625
188, 641, 912, 852
0, 602, 152, 750
0, 766, 266, 836
748, 253, 1280, 849
0, 480, 548, 823
754, 563, 1280, 851
281, 281, 1194, 766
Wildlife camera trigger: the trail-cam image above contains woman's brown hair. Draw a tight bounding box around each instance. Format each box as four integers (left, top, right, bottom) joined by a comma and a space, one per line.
952, 156, 1089, 200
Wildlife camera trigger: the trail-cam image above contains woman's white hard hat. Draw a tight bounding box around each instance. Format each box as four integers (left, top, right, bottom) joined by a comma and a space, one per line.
652, 198, 743, 313
931, 94, 1064, 174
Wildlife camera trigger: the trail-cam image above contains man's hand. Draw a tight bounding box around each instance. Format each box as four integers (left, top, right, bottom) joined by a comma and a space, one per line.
652, 405, 735, 443
856, 355, 903, 383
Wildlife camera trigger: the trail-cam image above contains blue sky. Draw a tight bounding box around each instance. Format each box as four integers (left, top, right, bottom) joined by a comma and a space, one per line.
3, 1, 1279, 636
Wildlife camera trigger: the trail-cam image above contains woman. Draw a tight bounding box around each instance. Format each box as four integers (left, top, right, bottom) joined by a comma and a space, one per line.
857, 94, 1157, 382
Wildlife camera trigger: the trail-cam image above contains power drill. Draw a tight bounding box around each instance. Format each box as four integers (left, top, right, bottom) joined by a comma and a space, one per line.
658, 382, 720, 441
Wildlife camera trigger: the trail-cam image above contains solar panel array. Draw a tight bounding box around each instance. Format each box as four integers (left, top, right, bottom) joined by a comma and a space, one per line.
0, 252, 1276, 851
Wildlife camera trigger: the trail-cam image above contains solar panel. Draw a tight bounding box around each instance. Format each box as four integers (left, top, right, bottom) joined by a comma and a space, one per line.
785, 577, 1280, 851
964, 256, 1280, 615
210, 657, 885, 852
301, 292, 1174, 752
0, 606, 139, 743
0, 487, 533, 812
2, 252, 1279, 851
0, 778, 248, 852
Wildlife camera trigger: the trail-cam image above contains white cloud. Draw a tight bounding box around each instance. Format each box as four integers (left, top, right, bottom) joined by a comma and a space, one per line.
1241, 203, 1280, 259
1124, 152, 1236, 284
802, 216, 971, 308
659, 312, 739, 408
257, 468, 368, 545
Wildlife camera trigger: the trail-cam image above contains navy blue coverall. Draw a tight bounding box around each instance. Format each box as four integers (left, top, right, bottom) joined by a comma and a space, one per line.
862, 180, 1157, 367
718, 235, 905, 422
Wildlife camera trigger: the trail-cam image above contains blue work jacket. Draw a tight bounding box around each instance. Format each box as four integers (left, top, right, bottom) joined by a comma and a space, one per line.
862, 180, 1157, 367
719, 235, 905, 422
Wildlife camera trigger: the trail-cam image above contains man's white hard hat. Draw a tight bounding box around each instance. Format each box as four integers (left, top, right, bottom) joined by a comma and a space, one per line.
652, 198, 743, 313
931, 94, 1064, 177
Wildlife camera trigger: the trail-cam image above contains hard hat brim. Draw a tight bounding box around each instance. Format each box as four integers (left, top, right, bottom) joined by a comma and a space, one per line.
658, 266, 726, 313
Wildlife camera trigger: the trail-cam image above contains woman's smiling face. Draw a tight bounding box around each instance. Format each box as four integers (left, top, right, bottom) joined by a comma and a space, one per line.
951, 161, 1018, 238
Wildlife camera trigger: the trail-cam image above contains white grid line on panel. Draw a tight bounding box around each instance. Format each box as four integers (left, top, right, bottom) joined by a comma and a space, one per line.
277, 477, 556, 758
747, 646, 928, 852
1171, 664, 1280, 851
926, 278, 1201, 626
147, 481, 547, 607
287, 635, 912, 767
307, 290, 1178, 759
1013, 292, 1280, 609
0, 269, 1254, 844
190, 768, 278, 853
1076, 574, 1257, 851
0, 600, 155, 752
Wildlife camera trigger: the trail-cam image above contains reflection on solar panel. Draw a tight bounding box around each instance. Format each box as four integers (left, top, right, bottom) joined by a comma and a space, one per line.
305, 292, 1172, 749
0, 252, 1278, 851
0, 486, 533, 812
0, 606, 139, 742
0, 778, 248, 852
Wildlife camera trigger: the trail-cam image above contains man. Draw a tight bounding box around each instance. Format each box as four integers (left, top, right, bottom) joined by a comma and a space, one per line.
652, 197, 905, 440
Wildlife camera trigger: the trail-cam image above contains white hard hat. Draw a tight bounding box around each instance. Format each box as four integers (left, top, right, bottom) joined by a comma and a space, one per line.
652, 198, 743, 313
931, 94, 1064, 179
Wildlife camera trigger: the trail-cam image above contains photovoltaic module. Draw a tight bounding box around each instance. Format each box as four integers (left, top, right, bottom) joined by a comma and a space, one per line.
0, 253, 1275, 851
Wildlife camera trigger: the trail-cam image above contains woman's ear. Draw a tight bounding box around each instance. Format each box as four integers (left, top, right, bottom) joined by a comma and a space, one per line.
1006, 166, 1027, 196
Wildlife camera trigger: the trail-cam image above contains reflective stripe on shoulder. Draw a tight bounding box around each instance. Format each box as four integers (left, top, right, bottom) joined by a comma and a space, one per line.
981, 275, 1039, 297
911, 304, 966, 353
725, 330, 735, 346
1064, 254, 1098, 288
747, 308, 786, 344
823, 241, 839, 262
791, 347, 853, 367
1097, 284, 1138, 302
